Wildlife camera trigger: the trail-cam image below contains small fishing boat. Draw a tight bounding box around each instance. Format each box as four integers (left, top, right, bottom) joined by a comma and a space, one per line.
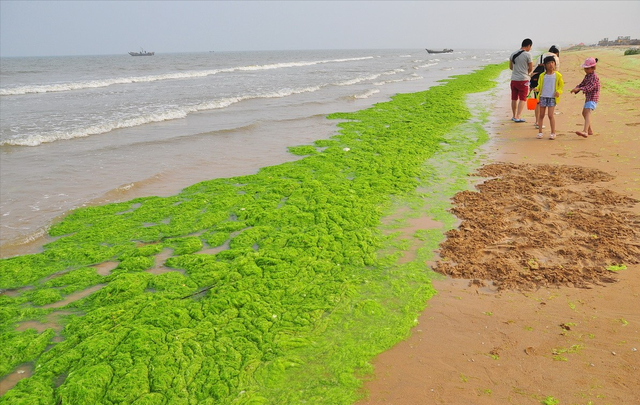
129, 48, 155, 56
426, 48, 453, 54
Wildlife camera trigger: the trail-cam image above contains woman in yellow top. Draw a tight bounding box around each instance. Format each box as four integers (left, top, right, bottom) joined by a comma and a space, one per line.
535, 56, 564, 140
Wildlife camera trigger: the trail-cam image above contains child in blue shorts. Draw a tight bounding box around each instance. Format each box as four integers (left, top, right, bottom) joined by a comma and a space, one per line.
535, 56, 564, 140
570, 57, 600, 138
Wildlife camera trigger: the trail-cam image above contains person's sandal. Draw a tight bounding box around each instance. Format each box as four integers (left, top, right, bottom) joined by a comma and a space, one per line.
537, 133, 543, 139
549, 133, 556, 140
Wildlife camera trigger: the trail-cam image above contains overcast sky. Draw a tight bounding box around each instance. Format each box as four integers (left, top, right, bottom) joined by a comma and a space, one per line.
1, 1, 639, 57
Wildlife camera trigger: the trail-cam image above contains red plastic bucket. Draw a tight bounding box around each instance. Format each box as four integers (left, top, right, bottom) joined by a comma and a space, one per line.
527, 98, 538, 110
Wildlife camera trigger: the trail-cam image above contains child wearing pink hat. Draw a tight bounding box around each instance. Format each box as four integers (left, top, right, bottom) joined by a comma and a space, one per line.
570, 57, 600, 138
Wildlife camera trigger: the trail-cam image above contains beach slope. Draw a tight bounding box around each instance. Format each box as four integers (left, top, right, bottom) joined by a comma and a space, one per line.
359, 49, 640, 405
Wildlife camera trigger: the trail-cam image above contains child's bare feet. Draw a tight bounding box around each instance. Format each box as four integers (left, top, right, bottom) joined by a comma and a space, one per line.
588, 130, 594, 135
576, 131, 588, 138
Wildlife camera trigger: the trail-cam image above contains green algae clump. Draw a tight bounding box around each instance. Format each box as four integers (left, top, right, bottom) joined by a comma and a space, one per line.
0, 63, 506, 404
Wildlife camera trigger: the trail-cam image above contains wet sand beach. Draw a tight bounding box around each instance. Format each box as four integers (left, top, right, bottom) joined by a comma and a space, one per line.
358, 49, 640, 404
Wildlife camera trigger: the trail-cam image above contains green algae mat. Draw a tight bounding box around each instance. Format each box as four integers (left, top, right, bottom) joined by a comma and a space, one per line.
0, 63, 506, 404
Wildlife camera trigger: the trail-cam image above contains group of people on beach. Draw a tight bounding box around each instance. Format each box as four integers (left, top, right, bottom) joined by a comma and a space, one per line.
509, 38, 600, 139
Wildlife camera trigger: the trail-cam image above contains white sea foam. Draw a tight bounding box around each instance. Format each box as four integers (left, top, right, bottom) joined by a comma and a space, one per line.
353, 89, 380, 99
1, 109, 188, 146
382, 69, 404, 75
117, 183, 135, 191
19, 227, 47, 245
1, 85, 326, 146
373, 76, 422, 86
333, 73, 381, 86
0, 56, 374, 96
415, 62, 439, 69
0, 71, 223, 96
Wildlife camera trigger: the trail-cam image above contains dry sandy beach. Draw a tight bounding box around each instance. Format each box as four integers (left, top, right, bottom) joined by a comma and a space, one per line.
359, 49, 640, 404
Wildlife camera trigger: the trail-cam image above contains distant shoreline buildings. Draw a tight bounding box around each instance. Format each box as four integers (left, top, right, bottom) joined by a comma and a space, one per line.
597, 36, 640, 46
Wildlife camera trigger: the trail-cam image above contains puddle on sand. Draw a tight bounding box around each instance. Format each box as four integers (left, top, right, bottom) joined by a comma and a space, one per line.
147, 249, 185, 275
42, 284, 105, 309
0, 285, 34, 297
15, 310, 73, 334
54, 373, 67, 388
16, 310, 73, 353
0, 362, 34, 396
92, 261, 118, 276
396, 214, 442, 239
51, 335, 64, 343
382, 207, 443, 235
15, 320, 54, 334
42, 260, 117, 282
197, 239, 230, 256
196, 228, 246, 256
382, 209, 444, 264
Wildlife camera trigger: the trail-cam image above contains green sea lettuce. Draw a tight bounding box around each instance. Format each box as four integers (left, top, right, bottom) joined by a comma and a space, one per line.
0, 63, 506, 404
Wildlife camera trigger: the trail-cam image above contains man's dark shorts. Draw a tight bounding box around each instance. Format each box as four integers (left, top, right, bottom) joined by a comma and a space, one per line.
510, 80, 529, 101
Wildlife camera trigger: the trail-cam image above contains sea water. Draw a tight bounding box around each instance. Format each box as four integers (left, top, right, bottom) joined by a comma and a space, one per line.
0, 49, 508, 254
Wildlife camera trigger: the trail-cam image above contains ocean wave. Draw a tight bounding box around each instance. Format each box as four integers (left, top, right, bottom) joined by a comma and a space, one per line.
0, 56, 374, 96
415, 62, 439, 69
9, 226, 48, 246
353, 89, 380, 99
373, 75, 422, 86
382, 69, 405, 75
333, 73, 382, 86
116, 183, 136, 192
0, 85, 325, 147
0, 72, 222, 96
0, 110, 189, 146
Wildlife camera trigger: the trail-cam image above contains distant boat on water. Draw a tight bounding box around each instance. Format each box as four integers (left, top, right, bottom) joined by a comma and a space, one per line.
129, 48, 155, 56
426, 48, 453, 54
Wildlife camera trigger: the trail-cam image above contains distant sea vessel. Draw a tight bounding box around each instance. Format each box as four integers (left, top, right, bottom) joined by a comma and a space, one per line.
129, 48, 155, 56
426, 48, 453, 54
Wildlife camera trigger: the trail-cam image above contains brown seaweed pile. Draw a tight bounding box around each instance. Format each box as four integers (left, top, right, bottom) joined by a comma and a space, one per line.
436, 163, 640, 290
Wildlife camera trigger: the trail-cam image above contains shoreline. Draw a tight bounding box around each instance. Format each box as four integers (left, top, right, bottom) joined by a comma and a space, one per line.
0, 63, 506, 401
359, 49, 640, 404
0, 51, 502, 258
